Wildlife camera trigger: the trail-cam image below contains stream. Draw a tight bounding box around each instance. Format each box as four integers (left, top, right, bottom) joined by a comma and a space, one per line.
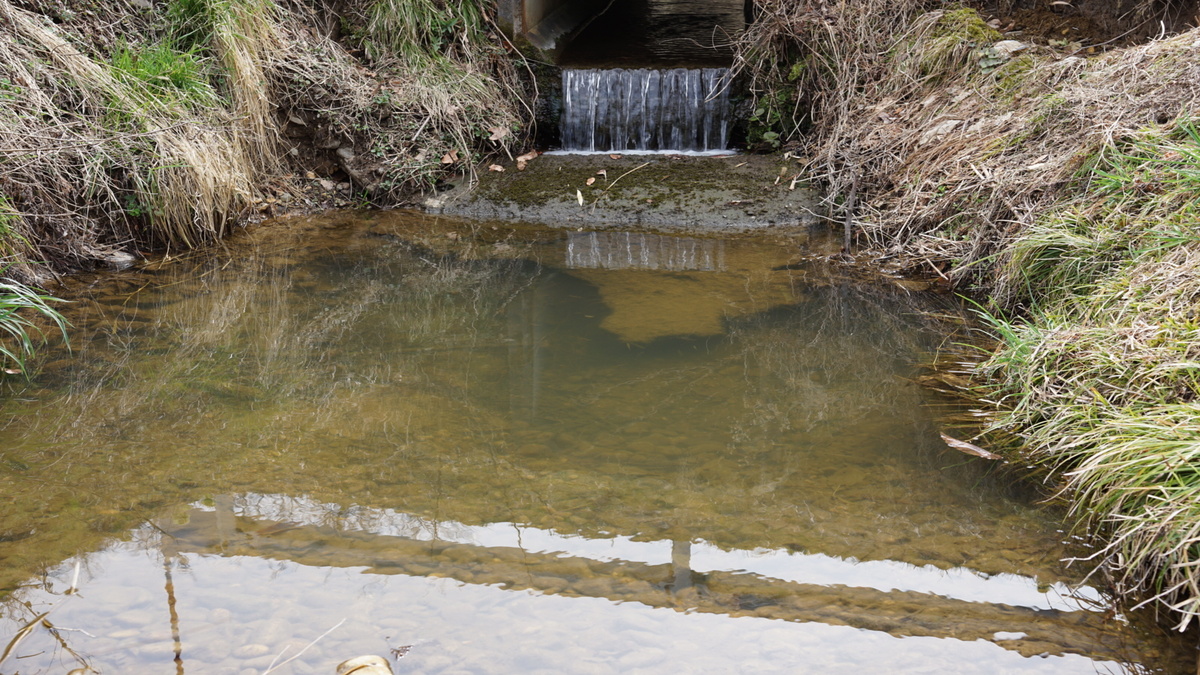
0, 211, 1190, 674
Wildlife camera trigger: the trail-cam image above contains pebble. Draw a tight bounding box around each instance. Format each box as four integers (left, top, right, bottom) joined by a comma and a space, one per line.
233, 643, 272, 658
570, 577, 613, 597
113, 609, 155, 627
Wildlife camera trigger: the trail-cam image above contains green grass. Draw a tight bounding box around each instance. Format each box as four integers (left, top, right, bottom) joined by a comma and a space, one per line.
110, 40, 222, 109
0, 278, 69, 377
980, 117, 1200, 628
364, 0, 486, 65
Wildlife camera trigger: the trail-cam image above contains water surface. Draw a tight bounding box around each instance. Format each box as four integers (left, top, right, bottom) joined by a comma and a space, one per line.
0, 212, 1189, 674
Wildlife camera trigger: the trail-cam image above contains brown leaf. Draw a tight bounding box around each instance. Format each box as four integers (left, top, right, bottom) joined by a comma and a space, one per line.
609, 154, 622, 159
440, 149, 459, 164
488, 164, 505, 172
585, 177, 595, 186
516, 160, 527, 171
488, 126, 509, 142
516, 150, 539, 163
940, 433, 1002, 460
596, 170, 607, 178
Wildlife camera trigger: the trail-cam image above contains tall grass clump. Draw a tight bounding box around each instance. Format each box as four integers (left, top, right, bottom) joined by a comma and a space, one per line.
0, 278, 68, 376
355, 0, 525, 186
0, 0, 265, 261
109, 40, 223, 110
979, 118, 1200, 628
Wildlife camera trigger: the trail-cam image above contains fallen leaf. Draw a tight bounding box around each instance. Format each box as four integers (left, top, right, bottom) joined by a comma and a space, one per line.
940, 433, 1002, 460
586, 177, 595, 186
515, 150, 539, 163
440, 149, 459, 164
609, 154, 622, 159
576, 189, 584, 206
596, 170, 607, 178
3, 368, 21, 375
517, 160, 527, 171
488, 126, 509, 142
488, 164, 505, 172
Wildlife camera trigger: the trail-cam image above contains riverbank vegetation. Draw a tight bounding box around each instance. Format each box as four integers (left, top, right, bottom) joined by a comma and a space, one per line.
734, 0, 1200, 628
0, 278, 67, 375
0, 0, 528, 369
0, 0, 528, 281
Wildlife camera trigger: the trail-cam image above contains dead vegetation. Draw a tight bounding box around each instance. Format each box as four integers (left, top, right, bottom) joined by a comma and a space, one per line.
734, 0, 1200, 289
0, 0, 530, 281
731, 0, 1200, 630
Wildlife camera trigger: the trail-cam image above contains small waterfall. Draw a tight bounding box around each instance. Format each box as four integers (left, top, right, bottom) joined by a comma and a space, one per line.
560, 68, 732, 153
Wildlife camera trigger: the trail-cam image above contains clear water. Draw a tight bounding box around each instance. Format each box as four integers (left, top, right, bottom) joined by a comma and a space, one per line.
0, 211, 1189, 674
560, 68, 732, 153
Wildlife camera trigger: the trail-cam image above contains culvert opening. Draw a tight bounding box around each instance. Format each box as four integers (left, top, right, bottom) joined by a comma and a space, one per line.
524, 0, 747, 152
555, 0, 745, 68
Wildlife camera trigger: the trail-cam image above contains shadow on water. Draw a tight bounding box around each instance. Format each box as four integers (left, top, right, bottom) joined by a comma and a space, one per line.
0, 211, 1192, 673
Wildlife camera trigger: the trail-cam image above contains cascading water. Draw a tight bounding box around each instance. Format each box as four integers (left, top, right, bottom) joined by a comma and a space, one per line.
560, 68, 732, 153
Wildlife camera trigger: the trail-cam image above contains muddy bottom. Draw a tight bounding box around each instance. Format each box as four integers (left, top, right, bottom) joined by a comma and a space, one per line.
432, 154, 818, 232
0, 211, 1191, 674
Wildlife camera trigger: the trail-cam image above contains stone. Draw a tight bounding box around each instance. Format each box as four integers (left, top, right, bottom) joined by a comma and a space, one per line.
336, 655, 394, 675
233, 643, 272, 658
993, 40, 1026, 57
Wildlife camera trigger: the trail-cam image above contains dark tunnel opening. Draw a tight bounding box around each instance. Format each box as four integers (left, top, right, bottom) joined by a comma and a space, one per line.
556, 0, 745, 67
505, 0, 747, 67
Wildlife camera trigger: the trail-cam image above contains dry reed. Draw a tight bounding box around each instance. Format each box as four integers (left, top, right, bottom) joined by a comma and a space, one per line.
735, 0, 1200, 630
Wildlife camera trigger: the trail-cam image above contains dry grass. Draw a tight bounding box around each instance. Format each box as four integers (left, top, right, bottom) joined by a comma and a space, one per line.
735, 0, 1200, 285
739, 0, 1200, 630
0, 0, 259, 266
0, 0, 531, 278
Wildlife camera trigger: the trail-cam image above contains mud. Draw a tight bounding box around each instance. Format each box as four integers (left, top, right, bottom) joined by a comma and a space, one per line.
429, 153, 823, 233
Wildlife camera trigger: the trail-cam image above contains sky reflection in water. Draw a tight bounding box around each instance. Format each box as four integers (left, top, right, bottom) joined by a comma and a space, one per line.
0, 212, 1188, 673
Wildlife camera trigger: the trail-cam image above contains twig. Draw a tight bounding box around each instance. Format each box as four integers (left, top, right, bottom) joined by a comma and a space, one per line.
261, 618, 346, 675
843, 174, 858, 252
0, 611, 51, 669
410, 116, 431, 142
590, 161, 651, 211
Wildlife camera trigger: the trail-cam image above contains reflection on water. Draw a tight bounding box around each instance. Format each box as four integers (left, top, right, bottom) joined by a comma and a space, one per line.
0, 212, 1190, 673
566, 232, 725, 271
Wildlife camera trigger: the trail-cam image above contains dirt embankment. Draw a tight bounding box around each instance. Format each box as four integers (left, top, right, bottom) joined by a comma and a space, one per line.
740, 0, 1200, 634
0, 0, 529, 280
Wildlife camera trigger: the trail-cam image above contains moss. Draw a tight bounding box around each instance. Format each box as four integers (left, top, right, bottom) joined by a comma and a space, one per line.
989, 55, 1038, 103
894, 7, 1002, 83
477, 156, 778, 209
934, 7, 1002, 44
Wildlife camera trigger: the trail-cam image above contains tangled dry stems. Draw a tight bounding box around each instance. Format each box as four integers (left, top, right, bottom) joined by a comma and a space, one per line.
739, 0, 1200, 630
0, 0, 529, 281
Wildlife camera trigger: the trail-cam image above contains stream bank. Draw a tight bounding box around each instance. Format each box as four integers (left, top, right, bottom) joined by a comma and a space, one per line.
740, 0, 1200, 633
